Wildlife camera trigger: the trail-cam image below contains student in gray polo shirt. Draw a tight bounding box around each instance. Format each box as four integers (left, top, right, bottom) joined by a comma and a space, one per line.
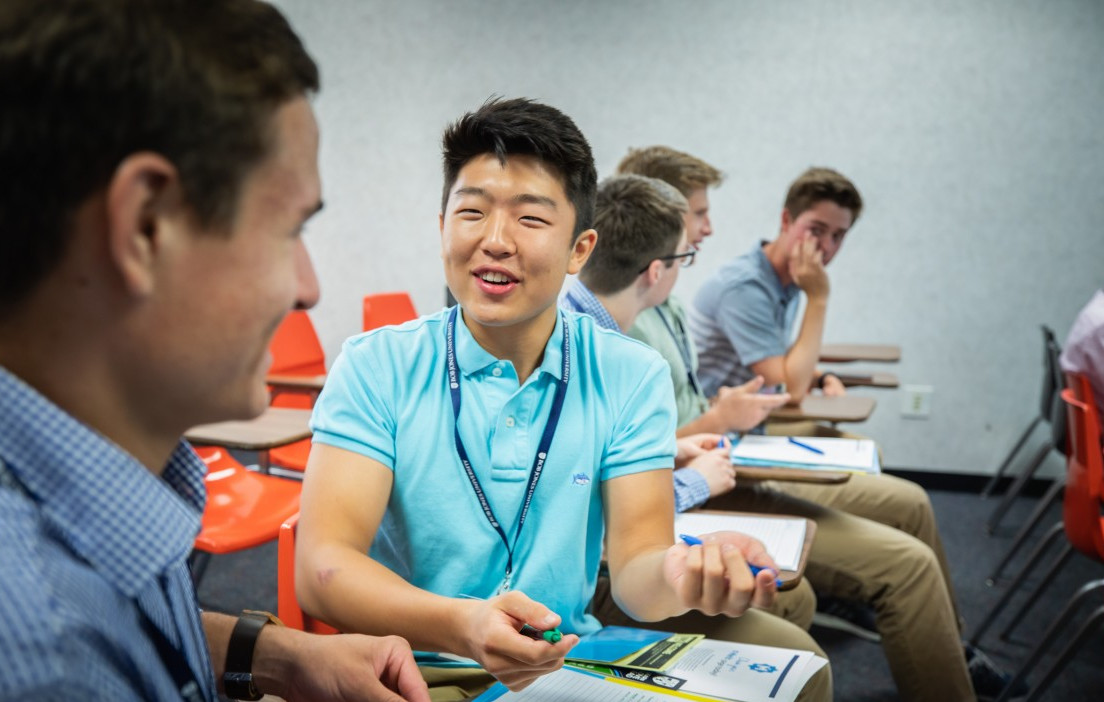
688, 168, 849, 405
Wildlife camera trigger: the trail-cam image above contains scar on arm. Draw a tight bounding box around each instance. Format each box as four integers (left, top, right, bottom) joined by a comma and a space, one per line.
317, 567, 339, 587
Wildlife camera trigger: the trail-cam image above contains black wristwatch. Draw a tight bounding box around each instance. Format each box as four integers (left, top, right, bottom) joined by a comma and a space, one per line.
224, 610, 282, 700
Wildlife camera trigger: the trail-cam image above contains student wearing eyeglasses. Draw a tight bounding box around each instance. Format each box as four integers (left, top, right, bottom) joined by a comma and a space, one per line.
617, 148, 1023, 701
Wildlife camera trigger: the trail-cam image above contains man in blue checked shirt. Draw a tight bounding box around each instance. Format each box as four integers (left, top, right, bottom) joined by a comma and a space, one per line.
0, 2, 428, 701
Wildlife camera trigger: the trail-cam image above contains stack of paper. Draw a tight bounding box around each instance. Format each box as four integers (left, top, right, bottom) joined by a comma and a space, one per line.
729, 435, 880, 475
475, 627, 828, 702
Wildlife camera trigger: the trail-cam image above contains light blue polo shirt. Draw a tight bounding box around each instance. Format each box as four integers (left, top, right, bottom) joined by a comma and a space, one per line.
688, 243, 802, 397
310, 306, 677, 635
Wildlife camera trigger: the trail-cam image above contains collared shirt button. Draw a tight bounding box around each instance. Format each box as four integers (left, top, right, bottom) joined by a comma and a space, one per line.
491, 366, 503, 377
505, 416, 516, 428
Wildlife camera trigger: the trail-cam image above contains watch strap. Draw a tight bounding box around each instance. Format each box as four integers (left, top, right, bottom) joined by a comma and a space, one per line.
224, 610, 280, 700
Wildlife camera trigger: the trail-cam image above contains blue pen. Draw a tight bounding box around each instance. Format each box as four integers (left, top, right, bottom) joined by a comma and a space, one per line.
678, 534, 783, 588
787, 436, 825, 455
717, 436, 727, 449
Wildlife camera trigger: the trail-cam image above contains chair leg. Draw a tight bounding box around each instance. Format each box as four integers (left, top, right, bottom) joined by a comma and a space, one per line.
993, 579, 1104, 702
970, 522, 1065, 645
1022, 601, 1104, 702
987, 478, 1065, 585
189, 550, 213, 588
986, 440, 1053, 535
981, 416, 1042, 498
998, 543, 1074, 640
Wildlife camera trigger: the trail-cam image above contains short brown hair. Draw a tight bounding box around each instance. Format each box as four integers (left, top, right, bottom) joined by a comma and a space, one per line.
783, 167, 863, 223
580, 175, 687, 295
616, 146, 723, 197
0, 0, 319, 314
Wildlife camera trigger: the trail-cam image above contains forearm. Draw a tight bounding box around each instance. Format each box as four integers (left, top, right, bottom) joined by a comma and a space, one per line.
298, 542, 470, 654
203, 611, 236, 692
783, 296, 828, 402
610, 549, 690, 622
676, 407, 726, 437
203, 611, 305, 698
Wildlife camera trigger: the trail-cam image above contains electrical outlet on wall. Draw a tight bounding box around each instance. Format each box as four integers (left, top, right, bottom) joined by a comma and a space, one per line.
901, 384, 933, 418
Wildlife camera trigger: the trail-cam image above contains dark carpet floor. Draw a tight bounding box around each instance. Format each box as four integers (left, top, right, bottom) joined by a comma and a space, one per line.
197, 477, 1103, 700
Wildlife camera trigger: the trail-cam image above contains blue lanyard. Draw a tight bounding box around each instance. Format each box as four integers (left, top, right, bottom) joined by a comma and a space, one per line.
654, 306, 703, 398
445, 306, 570, 593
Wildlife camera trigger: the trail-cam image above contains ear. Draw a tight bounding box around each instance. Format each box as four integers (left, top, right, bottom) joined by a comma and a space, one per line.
641, 258, 664, 287
779, 207, 793, 233
566, 228, 597, 275
104, 152, 182, 298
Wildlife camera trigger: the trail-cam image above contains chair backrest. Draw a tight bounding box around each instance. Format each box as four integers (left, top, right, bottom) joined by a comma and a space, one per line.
1048, 339, 1069, 455
270, 311, 326, 376
1059, 372, 1104, 562
277, 512, 338, 634
362, 292, 417, 332
1039, 325, 1059, 418
193, 445, 246, 474
268, 311, 326, 410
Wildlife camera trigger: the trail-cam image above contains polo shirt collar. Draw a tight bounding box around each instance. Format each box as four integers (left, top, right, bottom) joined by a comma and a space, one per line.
754, 241, 800, 304
0, 365, 205, 598
455, 307, 567, 383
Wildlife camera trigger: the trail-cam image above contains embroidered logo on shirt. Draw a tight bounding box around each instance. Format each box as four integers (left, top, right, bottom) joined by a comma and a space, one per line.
572, 473, 591, 486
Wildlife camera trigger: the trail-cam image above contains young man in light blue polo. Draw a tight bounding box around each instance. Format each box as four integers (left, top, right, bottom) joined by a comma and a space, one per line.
295, 99, 815, 700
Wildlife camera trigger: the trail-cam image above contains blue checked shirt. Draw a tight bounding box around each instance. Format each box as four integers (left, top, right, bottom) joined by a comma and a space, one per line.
561, 281, 711, 511
560, 279, 620, 332
0, 366, 217, 701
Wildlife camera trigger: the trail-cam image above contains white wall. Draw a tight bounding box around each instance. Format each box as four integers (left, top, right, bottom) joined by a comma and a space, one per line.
273, 0, 1104, 474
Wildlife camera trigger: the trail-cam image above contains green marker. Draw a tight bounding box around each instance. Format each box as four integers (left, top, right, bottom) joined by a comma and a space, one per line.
519, 623, 562, 643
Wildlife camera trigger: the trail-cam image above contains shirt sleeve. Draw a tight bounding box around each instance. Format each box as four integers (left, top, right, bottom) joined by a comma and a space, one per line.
717, 279, 789, 367
601, 355, 678, 481
310, 338, 397, 470
672, 468, 710, 512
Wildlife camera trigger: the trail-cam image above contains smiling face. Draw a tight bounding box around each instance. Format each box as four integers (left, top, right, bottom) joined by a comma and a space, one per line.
440, 153, 594, 341
780, 199, 853, 266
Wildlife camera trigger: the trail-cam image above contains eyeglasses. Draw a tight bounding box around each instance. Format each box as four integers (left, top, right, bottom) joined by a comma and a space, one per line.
638, 247, 696, 274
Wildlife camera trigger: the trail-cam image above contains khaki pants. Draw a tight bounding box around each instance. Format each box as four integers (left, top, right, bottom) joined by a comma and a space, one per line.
706, 471, 974, 701
764, 419, 963, 627
420, 667, 497, 701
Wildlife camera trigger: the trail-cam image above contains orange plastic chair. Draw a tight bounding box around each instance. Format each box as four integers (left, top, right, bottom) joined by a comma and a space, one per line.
977, 372, 1104, 701
277, 512, 338, 634
190, 446, 302, 584
267, 311, 327, 472
362, 292, 417, 332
